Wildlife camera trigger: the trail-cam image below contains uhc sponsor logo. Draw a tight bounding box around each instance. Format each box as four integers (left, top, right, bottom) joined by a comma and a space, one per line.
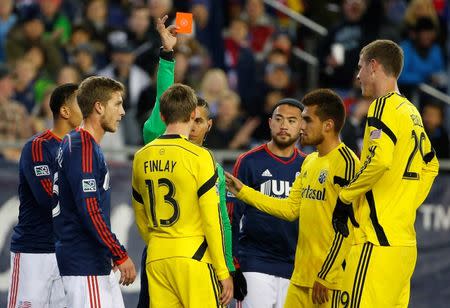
260, 180, 291, 197
301, 185, 326, 201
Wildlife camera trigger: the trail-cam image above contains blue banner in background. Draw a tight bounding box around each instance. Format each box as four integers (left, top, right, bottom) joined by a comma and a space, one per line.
0, 160, 449, 307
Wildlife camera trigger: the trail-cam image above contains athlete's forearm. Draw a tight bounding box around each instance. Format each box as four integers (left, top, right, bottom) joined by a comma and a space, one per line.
143, 54, 175, 144
236, 185, 298, 221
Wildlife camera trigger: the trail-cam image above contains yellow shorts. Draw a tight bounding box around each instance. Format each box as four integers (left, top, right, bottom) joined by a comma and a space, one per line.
341, 242, 417, 308
284, 283, 341, 308
147, 257, 223, 308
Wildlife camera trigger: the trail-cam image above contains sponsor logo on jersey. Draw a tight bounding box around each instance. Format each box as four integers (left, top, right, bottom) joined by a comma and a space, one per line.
260, 180, 291, 197
82, 179, 97, 192
370, 129, 382, 140
261, 169, 273, 177
318, 170, 328, 184
34, 165, 50, 177
301, 185, 326, 201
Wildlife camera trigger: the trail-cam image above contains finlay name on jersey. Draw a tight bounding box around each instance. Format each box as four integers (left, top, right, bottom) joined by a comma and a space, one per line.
144, 160, 177, 173
301, 185, 326, 201
260, 180, 291, 197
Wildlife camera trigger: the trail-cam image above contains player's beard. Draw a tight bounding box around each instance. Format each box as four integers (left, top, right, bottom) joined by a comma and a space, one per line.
300, 133, 324, 147
100, 114, 117, 133
272, 133, 299, 149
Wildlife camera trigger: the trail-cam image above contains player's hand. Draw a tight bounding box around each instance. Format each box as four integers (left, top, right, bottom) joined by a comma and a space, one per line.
231, 268, 247, 301
117, 257, 136, 286
312, 281, 329, 304
156, 15, 178, 51
225, 172, 243, 196
220, 276, 234, 305
332, 197, 359, 237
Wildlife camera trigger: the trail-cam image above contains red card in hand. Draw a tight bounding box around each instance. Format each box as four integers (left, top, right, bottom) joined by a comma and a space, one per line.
176, 12, 193, 34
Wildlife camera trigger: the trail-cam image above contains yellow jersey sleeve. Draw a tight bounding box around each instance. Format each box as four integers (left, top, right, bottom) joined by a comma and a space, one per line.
131, 154, 149, 244
316, 147, 361, 289
197, 150, 229, 280
236, 166, 303, 222
415, 136, 439, 206
340, 94, 399, 204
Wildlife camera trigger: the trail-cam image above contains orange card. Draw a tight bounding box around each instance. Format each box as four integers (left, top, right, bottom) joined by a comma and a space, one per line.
176, 12, 193, 34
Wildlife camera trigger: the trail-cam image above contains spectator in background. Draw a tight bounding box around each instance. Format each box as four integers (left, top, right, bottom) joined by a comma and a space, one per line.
199, 69, 230, 117
57, 65, 81, 85
0, 0, 17, 62
422, 101, 450, 158
6, 6, 63, 72
127, 4, 160, 77
83, 0, 113, 60
0, 64, 32, 161
318, 0, 372, 96
224, 18, 256, 108
399, 17, 446, 98
207, 90, 258, 150
13, 58, 39, 113
403, 0, 439, 37
72, 43, 97, 78
66, 24, 93, 60
39, 0, 72, 45
241, 0, 274, 58
340, 95, 371, 156
98, 37, 151, 146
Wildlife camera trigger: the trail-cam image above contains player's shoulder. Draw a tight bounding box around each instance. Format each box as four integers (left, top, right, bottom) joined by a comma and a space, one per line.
336, 144, 359, 163
22, 130, 60, 161
236, 144, 267, 164
370, 92, 411, 119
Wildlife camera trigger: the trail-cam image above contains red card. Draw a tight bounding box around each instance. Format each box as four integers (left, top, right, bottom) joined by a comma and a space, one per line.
176, 12, 193, 34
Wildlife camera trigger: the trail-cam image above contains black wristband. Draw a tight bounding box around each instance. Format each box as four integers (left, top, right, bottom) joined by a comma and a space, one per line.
159, 47, 174, 62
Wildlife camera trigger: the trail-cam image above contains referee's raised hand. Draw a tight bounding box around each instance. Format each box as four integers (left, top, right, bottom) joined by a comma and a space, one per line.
156, 15, 178, 51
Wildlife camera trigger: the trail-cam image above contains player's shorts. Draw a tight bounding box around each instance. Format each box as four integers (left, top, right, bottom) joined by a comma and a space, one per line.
147, 257, 223, 308
284, 283, 341, 308
238, 272, 290, 308
340, 242, 417, 308
61, 270, 125, 308
7, 252, 66, 308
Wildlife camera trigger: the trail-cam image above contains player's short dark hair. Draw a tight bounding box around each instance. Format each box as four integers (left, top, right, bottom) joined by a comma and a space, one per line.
301, 88, 345, 133
272, 98, 304, 114
50, 83, 79, 120
196, 96, 211, 119
360, 39, 404, 78
160, 83, 197, 124
77, 76, 124, 119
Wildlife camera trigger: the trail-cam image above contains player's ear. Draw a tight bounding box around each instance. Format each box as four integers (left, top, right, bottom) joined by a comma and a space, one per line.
94, 101, 104, 115
207, 119, 212, 132
160, 112, 166, 123
324, 119, 334, 132
59, 105, 70, 120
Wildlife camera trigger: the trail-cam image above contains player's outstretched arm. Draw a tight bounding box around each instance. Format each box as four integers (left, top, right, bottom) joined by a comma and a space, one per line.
143, 15, 178, 144
225, 172, 300, 221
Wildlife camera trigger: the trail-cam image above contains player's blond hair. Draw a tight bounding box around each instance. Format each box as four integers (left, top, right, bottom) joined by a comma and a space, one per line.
360, 40, 404, 78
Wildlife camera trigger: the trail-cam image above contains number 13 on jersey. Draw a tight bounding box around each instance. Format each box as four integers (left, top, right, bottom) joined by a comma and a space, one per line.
145, 178, 180, 227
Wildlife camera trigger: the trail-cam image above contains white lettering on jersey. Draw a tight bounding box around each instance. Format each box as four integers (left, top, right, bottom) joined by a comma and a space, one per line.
260, 180, 291, 197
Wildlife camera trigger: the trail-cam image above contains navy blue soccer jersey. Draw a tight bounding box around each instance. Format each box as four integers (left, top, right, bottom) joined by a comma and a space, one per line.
228, 144, 305, 279
11, 130, 61, 253
53, 128, 128, 276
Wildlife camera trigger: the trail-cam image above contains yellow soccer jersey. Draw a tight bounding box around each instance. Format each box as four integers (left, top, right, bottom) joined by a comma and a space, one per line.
132, 134, 229, 280
340, 92, 439, 247
237, 143, 360, 289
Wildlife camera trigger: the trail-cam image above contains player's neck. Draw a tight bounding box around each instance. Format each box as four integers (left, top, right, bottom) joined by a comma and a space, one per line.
316, 136, 341, 157
80, 119, 105, 143
51, 120, 74, 139
266, 140, 295, 158
165, 122, 192, 138
374, 78, 399, 98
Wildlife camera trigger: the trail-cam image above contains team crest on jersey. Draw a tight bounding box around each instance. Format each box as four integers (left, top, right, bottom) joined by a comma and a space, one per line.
370, 129, 382, 140
34, 165, 50, 177
318, 170, 328, 184
82, 179, 97, 192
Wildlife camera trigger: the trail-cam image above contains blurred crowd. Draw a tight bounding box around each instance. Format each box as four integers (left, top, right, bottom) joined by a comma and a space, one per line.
0, 0, 449, 161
